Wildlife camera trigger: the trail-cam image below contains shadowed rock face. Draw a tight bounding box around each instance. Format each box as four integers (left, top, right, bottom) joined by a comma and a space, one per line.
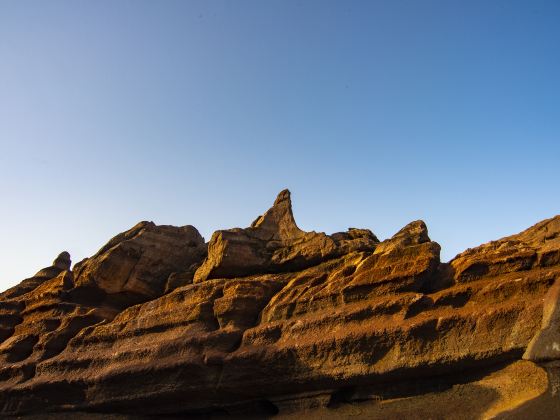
524, 279, 560, 362
0, 190, 559, 418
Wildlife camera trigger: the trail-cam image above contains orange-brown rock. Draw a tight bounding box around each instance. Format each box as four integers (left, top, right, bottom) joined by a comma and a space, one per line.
450, 216, 560, 283
0, 251, 71, 300
74, 221, 207, 298
193, 190, 378, 282
524, 279, 560, 362
0, 191, 559, 418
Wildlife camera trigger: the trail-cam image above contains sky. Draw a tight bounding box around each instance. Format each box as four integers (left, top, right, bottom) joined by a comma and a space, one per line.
1, 0, 559, 290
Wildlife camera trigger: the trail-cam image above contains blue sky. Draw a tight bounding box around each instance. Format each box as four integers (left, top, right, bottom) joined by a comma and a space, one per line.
1, 0, 559, 289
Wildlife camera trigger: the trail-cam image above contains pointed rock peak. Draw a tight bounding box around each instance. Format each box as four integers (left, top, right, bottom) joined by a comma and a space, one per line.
274, 189, 291, 206
391, 220, 430, 245
131, 220, 156, 230
53, 251, 71, 271
251, 189, 302, 241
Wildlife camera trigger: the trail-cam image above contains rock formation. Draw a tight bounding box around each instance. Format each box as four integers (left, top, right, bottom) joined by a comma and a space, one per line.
193, 189, 378, 282
1, 251, 71, 300
525, 279, 560, 362
73, 221, 206, 299
0, 190, 559, 419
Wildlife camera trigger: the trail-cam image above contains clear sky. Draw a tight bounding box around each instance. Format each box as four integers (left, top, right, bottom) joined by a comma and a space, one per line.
1, 0, 559, 290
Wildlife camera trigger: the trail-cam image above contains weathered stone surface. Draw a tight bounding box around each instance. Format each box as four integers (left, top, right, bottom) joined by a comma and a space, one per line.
0, 222, 208, 417
524, 279, 560, 362
74, 221, 207, 299
451, 216, 560, 283
193, 189, 378, 282
0, 251, 71, 300
0, 192, 559, 418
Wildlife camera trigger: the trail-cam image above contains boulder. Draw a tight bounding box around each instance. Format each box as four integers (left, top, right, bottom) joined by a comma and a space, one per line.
74, 221, 207, 299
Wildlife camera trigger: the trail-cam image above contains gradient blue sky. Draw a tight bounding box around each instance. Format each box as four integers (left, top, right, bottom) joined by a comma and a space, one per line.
1, 0, 559, 290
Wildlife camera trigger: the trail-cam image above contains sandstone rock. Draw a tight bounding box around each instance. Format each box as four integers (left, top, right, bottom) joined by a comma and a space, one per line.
163, 261, 203, 294
373, 220, 430, 254
451, 216, 560, 283
0, 251, 71, 300
250, 188, 303, 241
331, 228, 380, 254
0, 222, 209, 416
0, 196, 559, 418
193, 189, 378, 282
74, 221, 207, 299
52, 251, 71, 271
524, 279, 560, 362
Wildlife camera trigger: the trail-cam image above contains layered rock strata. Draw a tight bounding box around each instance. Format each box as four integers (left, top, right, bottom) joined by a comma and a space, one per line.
0, 190, 559, 418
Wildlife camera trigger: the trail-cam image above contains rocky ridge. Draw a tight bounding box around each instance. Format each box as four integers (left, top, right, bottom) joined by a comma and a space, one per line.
0, 190, 559, 419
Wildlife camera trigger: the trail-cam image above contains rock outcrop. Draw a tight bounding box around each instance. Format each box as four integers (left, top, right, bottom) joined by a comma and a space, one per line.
0, 190, 559, 419
74, 221, 207, 299
450, 215, 560, 283
524, 279, 560, 363
193, 189, 378, 282
0, 252, 71, 300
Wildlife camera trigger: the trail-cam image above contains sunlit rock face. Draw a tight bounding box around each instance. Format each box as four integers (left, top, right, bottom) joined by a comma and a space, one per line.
450, 216, 560, 283
0, 190, 559, 418
73, 221, 207, 298
0, 251, 71, 300
193, 189, 379, 282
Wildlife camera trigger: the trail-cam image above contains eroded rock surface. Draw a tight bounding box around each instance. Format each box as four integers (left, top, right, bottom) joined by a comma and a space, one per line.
0, 252, 71, 300
193, 189, 378, 282
524, 279, 560, 363
451, 216, 560, 283
74, 221, 207, 298
0, 191, 559, 418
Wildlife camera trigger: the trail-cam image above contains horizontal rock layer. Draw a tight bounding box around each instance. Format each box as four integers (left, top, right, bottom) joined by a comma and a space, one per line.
0, 190, 559, 418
